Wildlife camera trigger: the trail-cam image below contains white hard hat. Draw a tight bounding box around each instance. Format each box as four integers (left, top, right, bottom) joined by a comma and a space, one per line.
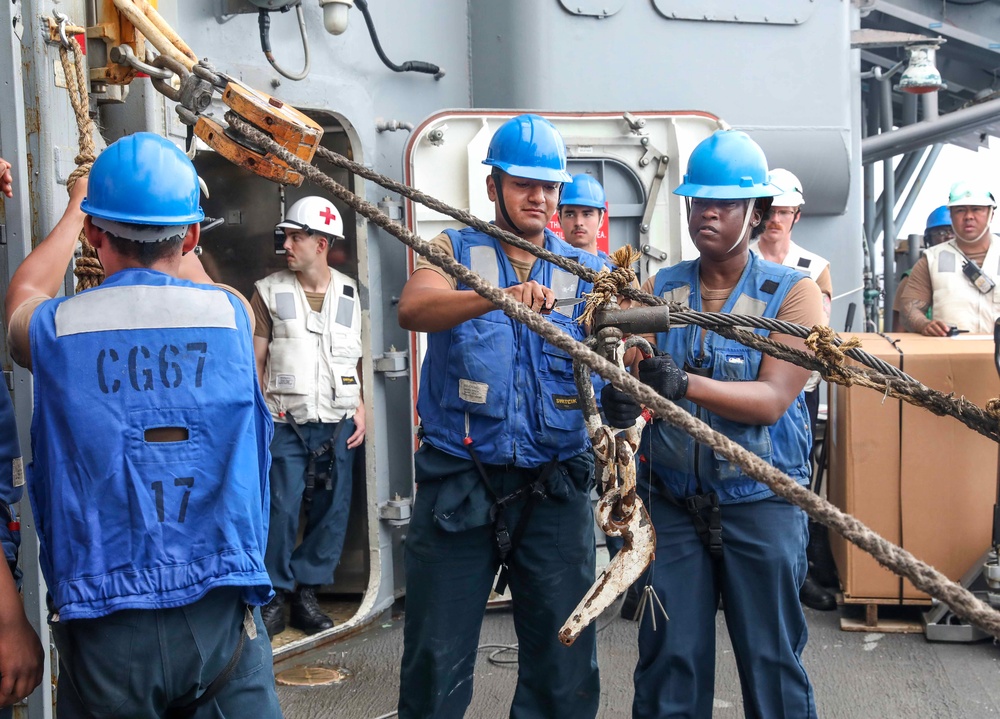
768, 168, 804, 208
277, 196, 345, 240
947, 180, 997, 208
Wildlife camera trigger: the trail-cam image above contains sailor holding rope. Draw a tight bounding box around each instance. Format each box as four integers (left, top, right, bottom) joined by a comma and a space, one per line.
603, 130, 824, 719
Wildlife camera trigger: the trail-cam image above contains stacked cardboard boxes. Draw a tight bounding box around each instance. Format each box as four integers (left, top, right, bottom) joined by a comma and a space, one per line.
828, 333, 999, 604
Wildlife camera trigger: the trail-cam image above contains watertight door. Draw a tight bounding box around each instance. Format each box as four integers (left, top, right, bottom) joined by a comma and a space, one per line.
194, 109, 390, 660
402, 109, 723, 456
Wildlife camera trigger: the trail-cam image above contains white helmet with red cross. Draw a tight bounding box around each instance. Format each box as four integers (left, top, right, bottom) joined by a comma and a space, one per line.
276, 196, 345, 241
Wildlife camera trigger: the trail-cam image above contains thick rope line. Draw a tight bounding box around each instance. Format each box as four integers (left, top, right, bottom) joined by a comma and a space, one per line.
311, 145, 620, 297
308, 143, 947, 388
316, 116, 1000, 444
713, 324, 1000, 444
229, 114, 1000, 639
57, 35, 104, 290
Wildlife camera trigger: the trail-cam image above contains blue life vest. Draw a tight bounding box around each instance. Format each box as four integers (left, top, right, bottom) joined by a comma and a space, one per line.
0, 385, 22, 577
28, 269, 274, 620
417, 227, 605, 468
644, 252, 812, 504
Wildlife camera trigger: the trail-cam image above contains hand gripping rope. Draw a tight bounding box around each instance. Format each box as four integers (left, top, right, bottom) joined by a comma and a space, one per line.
221, 112, 1000, 642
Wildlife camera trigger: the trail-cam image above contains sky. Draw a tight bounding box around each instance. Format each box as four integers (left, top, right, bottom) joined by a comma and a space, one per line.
893, 137, 998, 238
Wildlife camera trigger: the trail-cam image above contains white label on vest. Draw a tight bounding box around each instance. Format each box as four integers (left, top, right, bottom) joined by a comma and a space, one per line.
275, 374, 296, 390
336, 297, 355, 327
458, 379, 489, 404
275, 292, 297, 320
11, 458, 23, 488
55, 285, 237, 336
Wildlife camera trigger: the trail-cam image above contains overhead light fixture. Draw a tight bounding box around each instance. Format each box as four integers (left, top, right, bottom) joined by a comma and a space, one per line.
318, 0, 354, 35
898, 43, 946, 95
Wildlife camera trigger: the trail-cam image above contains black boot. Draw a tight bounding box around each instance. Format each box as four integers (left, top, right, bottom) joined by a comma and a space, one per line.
290, 585, 334, 634
261, 590, 286, 638
799, 574, 836, 611
807, 520, 840, 589
620, 582, 643, 621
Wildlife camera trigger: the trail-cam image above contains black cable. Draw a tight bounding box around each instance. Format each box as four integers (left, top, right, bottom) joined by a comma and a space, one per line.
354, 0, 444, 79
258, 9, 272, 56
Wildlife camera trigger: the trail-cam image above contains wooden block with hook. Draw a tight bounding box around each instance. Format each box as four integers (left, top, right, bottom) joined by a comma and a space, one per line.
195, 80, 323, 186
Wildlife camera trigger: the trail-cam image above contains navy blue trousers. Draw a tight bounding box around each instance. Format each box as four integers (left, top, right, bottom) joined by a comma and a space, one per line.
50, 588, 281, 719
398, 444, 600, 719
632, 492, 816, 719
264, 419, 356, 590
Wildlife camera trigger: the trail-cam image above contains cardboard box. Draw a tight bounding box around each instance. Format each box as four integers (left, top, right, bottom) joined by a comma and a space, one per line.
828, 333, 1000, 604
828, 334, 902, 603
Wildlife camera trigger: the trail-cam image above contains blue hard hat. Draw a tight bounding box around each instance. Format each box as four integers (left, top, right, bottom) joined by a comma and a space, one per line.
82, 132, 205, 225
482, 114, 573, 183
559, 174, 607, 209
925, 205, 952, 231
673, 130, 780, 200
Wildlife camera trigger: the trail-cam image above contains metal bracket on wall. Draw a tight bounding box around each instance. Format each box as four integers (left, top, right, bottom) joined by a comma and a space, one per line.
378, 496, 412, 526
651, 0, 816, 25
11, 1, 23, 41
373, 349, 409, 378
638, 150, 668, 235
641, 243, 667, 262
557, 0, 625, 18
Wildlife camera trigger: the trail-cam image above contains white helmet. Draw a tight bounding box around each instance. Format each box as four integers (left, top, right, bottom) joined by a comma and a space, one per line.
276, 196, 345, 240
768, 168, 805, 208
947, 180, 997, 208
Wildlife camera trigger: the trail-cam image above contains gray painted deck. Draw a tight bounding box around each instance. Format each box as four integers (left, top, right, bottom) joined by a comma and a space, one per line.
276, 600, 1000, 718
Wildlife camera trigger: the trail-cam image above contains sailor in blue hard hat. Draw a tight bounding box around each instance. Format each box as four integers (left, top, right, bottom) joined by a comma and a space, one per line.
898, 180, 999, 335
558, 173, 608, 260
396, 114, 606, 719
924, 204, 955, 248
602, 129, 823, 719
891, 205, 956, 330
5, 132, 282, 718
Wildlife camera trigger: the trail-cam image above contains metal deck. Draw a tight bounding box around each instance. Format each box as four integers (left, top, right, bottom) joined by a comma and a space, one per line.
275, 600, 1000, 719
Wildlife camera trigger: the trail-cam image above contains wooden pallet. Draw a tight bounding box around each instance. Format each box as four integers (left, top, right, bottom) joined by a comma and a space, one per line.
837, 598, 927, 634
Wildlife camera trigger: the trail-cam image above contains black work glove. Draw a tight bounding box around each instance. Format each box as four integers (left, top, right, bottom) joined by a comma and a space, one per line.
601, 384, 642, 429
638, 355, 689, 400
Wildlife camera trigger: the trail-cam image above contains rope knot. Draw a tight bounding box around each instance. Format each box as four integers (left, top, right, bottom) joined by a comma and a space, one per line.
578, 247, 641, 325
805, 325, 858, 366
804, 325, 863, 385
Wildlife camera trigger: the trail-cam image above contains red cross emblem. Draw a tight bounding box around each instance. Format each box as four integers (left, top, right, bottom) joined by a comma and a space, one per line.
319, 206, 337, 225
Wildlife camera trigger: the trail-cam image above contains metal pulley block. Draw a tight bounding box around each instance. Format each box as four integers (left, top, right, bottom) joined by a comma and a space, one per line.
193, 80, 323, 186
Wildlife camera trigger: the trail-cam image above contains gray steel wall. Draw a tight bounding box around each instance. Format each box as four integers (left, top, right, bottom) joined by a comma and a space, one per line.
166, 2, 474, 568
469, 0, 864, 331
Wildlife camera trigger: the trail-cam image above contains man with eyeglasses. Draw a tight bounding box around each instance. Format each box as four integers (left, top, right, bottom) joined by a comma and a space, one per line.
900, 181, 999, 336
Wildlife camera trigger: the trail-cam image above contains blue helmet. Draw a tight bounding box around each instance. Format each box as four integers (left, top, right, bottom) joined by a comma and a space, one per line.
925, 205, 952, 232
482, 114, 573, 183
81, 132, 205, 226
673, 130, 780, 200
559, 174, 606, 210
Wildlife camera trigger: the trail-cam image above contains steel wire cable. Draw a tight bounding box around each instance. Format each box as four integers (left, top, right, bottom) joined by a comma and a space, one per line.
309, 142, 910, 380
226, 114, 1000, 639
